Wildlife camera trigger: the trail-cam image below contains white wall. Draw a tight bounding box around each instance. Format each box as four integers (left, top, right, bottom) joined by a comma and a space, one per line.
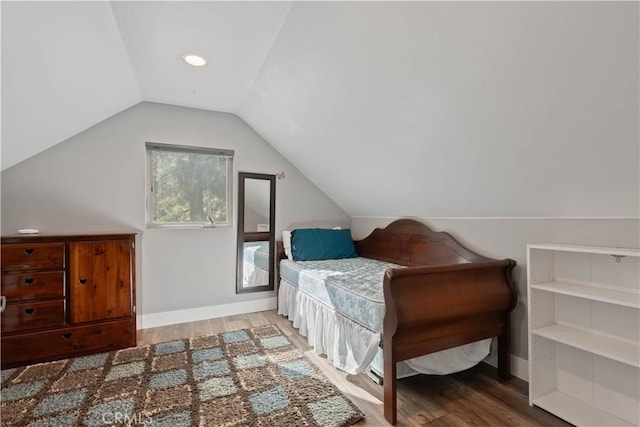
1, 102, 350, 325
1, 1, 141, 170
352, 217, 640, 360
242, 1, 639, 218
244, 206, 268, 233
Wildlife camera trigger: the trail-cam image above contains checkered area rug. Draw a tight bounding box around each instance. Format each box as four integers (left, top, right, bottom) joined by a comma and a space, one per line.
1, 325, 364, 426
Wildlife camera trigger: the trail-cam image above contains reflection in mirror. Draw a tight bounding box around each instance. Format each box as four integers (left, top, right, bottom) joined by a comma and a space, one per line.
236, 172, 275, 293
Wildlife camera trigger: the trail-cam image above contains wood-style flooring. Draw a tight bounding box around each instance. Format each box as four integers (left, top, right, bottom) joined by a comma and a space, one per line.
138, 310, 571, 427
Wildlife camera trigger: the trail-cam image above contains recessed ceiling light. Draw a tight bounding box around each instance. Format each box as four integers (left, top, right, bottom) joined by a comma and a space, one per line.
182, 53, 207, 67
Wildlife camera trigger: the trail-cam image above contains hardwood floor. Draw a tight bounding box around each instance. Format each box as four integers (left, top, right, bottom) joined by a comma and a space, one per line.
138, 310, 571, 427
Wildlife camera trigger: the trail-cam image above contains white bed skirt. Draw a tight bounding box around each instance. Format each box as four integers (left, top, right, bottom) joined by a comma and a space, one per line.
243, 261, 269, 287
278, 279, 491, 377
278, 279, 380, 374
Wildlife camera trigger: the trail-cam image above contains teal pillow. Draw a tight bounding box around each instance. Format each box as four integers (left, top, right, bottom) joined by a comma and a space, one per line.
290, 228, 358, 261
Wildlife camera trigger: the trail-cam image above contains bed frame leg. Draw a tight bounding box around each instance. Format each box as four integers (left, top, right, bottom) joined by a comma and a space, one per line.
497, 319, 511, 380
384, 351, 397, 425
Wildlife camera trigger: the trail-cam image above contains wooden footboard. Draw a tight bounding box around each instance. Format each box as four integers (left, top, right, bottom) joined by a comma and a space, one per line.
353, 219, 517, 425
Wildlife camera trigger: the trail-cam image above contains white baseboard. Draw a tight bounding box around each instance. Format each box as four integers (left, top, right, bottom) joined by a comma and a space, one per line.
136, 297, 277, 330
484, 353, 529, 382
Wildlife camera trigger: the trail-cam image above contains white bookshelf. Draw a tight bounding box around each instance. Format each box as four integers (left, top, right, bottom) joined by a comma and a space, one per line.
527, 244, 640, 426
530, 281, 639, 309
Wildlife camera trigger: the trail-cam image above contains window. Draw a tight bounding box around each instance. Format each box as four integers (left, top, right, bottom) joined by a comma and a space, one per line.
146, 142, 234, 227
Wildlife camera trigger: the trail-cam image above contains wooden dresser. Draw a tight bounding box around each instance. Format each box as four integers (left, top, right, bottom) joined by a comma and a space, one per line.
1, 233, 136, 368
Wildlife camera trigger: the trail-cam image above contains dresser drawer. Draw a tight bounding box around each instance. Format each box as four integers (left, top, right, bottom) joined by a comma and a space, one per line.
2, 300, 65, 333
1, 243, 64, 271
1, 318, 135, 368
1, 271, 64, 300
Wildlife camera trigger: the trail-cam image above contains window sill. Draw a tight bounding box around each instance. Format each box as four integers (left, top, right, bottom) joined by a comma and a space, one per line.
145, 224, 231, 230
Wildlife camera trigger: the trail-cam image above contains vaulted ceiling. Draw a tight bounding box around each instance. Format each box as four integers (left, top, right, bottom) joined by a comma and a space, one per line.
1, 1, 292, 170
2, 1, 638, 217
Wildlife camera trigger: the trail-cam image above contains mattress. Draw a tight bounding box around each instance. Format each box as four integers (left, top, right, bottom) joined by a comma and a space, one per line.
243, 241, 270, 270
243, 242, 270, 287
279, 257, 403, 331
278, 256, 492, 376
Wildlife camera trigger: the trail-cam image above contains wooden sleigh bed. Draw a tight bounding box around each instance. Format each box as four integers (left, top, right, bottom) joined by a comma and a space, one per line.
276, 219, 517, 425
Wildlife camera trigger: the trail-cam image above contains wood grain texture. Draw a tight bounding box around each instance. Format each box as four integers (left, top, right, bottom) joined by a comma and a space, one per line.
1, 233, 136, 369
1, 318, 135, 368
366, 220, 518, 424
0, 242, 64, 272
1, 271, 64, 300
69, 240, 133, 323
138, 310, 570, 427
1, 299, 65, 332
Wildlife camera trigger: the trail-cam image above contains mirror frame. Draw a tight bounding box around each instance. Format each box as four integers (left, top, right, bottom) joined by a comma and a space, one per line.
236, 172, 276, 294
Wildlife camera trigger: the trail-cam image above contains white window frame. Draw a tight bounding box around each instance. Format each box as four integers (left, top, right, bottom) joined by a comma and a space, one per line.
146, 142, 234, 229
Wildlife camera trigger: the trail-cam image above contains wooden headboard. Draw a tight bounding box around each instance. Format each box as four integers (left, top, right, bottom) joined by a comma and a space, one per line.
353, 219, 492, 266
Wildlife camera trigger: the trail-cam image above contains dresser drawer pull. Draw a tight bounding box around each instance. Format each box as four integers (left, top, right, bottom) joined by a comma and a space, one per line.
24, 307, 35, 315
79, 278, 87, 285
24, 278, 35, 285
63, 333, 72, 339
24, 248, 34, 255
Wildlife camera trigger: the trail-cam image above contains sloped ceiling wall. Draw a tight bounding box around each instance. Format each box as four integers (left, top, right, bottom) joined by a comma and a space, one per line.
1, 1, 141, 170
241, 2, 639, 218
1, 1, 292, 170
2, 1, 638, 218
109, 1, 292, 111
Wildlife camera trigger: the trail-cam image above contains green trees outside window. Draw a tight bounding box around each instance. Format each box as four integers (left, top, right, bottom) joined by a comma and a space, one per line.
147, 143, 233, 226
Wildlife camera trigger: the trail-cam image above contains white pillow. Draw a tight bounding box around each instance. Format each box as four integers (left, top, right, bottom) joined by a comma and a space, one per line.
282, 230, 292, 259
282, 227, 341, 260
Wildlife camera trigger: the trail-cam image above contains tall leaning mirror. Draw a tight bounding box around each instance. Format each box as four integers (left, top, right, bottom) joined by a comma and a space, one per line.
236, 172, 276, 294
